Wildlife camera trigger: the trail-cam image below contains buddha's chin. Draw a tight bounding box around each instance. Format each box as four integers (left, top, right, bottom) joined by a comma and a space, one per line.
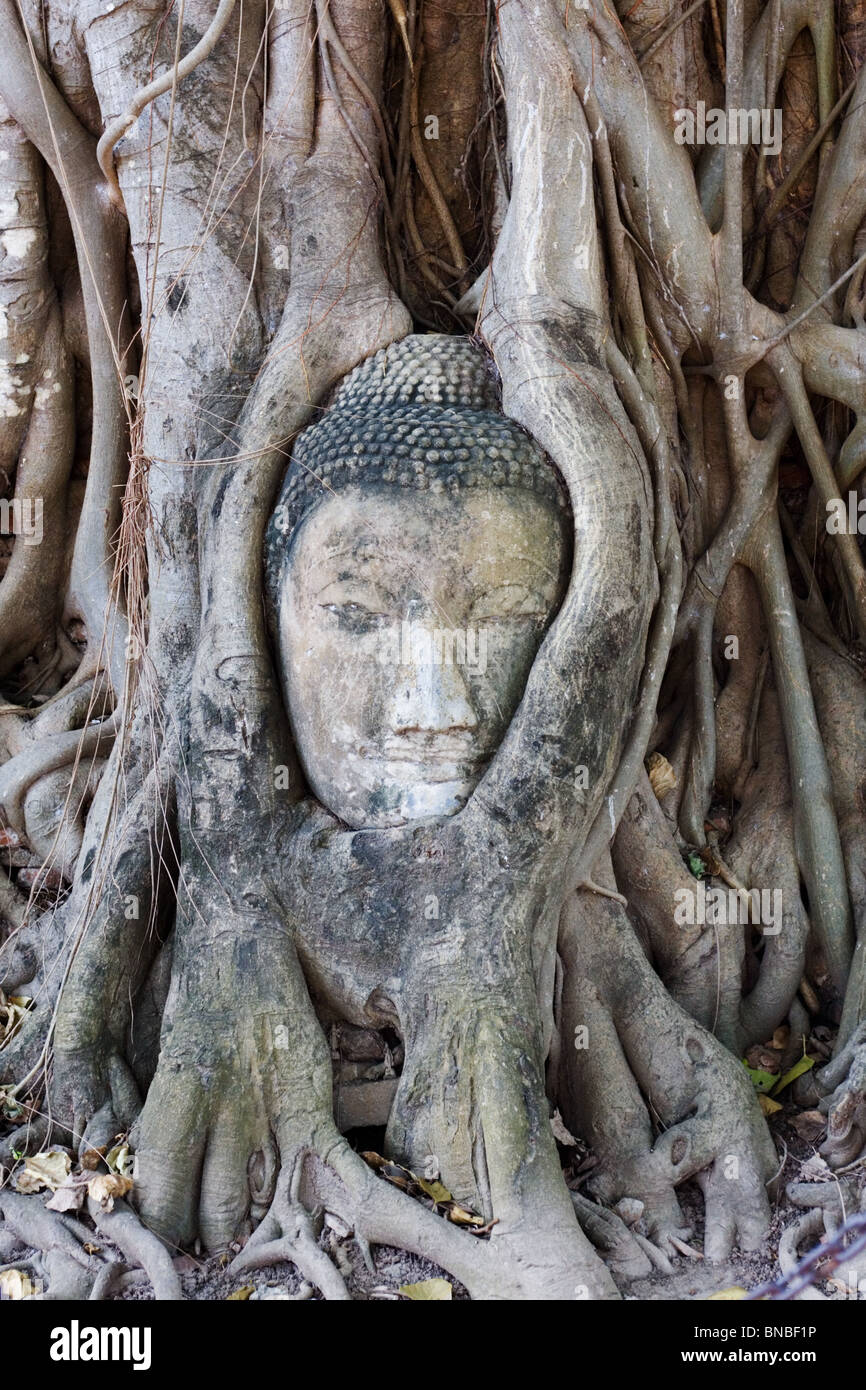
329, 769, 482, 830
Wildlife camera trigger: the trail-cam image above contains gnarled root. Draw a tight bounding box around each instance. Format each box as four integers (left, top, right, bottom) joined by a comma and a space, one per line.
555, 871, 776, 1261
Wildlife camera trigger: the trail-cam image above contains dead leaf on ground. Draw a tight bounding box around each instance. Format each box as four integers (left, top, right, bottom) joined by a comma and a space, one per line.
226, 1285, 255, 1300
745, 1045, 781, 1074
416, 1176, 453, 1203
399, 1278, 452, 1300
758, 1094, 783, 1116
80, 1145, 108, 1171
87, 1172, 133, 1209
106, 1143, 134, 1178
46, 1174, 90, 1213
790, 1110, 826, 1143
0, 1086, 26, 1122
799, 1153, 832, 1182
361, 1151, 484, 1227
708, 1286, 747, 1300
14, 1149, 71, 1193
646, 752, 676, 798
0, 991, 33, 1044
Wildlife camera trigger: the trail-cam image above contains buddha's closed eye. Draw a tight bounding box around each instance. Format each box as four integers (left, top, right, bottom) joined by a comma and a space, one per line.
321, 600, 387, 634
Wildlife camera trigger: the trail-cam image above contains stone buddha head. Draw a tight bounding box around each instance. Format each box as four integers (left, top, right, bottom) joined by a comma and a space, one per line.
265, 335, 571, 830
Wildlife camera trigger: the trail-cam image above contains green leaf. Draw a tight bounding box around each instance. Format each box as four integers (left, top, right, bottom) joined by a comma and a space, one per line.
687, 853, 705, 879
742, 1060, 778, 1094
772, 1053, 815, 1096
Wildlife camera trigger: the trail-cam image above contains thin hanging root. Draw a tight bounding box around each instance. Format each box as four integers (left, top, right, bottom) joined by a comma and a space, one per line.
387, 0, 413, 73
0, 3, 132, 692
770, 348, 866, 644
403, 35, 469, 287
96, 0, 238, 207
230, 1153, 351, 1300
87, 1196, 182, 1300
744, 513, 854, 996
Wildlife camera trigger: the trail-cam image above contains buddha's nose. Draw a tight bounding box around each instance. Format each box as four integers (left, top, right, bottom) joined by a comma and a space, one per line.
388, 605, 478, 736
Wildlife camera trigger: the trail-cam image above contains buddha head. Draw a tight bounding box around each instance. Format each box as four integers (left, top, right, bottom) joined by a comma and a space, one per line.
265, 336, 572, 830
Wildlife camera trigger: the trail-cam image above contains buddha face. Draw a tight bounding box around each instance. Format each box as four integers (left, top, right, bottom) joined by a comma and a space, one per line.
276, 483, 570, 829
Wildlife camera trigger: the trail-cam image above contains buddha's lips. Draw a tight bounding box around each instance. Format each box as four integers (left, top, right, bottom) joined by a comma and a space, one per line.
369, 738, 492, 780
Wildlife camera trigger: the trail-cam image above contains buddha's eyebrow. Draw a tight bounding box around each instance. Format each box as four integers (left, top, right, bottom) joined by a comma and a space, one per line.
320, 540, 384, 564
312, 574, 399, 601
471, 552, 562, 583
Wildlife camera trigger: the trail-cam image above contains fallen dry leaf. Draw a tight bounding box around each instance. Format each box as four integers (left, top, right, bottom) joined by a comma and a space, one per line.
646, 752, 676, 798
758, 1094, 783, 1116
80, 1144, 108, 1171
45, 1175, 89, 1213
106, 1142, 134, 1178
614, 1197, 644, 1227
15, 1149, 71, 1193
745, 1044, 781, 1074
87, 1172, 133, 1209
790, 1109, 827, 1144
800, 1152, 832, 1182
226, 1285, 255, 1300
399, 1278, 452, 1300
550, 1108, 578, 1146
0, 991, 32, 1044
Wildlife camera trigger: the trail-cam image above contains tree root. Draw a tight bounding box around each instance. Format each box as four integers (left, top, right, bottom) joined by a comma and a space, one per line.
230, 1153, 351, 1300
0, 1187, 183, 1300
778, 1209, 831, 1300
556, 873, 776, 1262
86, 1195, 182, 1301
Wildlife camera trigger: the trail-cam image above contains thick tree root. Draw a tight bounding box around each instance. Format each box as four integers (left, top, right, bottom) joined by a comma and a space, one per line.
0, 1188, 183, 1300
556, 874, 776, 1261
86, 1195, 182, 1301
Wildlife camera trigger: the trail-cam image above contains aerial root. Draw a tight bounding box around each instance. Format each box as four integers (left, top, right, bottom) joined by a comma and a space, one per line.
96, 0, 239, 206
